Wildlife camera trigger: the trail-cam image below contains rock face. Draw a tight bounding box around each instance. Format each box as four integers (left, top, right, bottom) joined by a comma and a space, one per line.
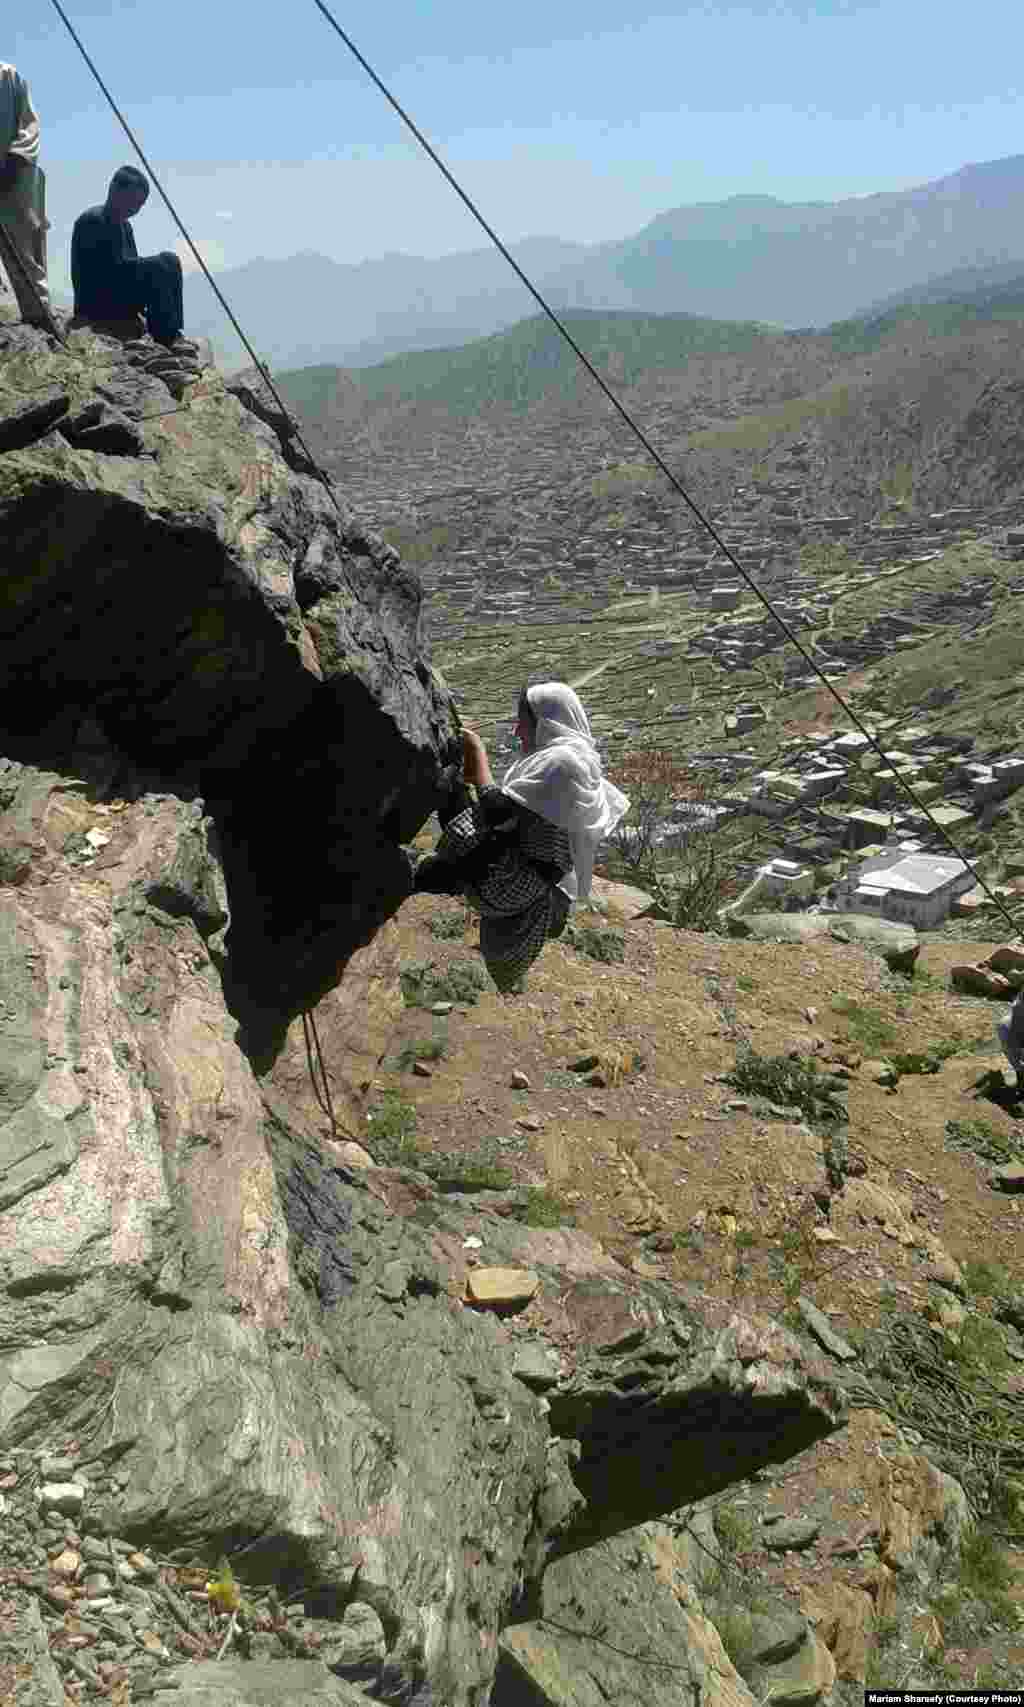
0, 324, 847, 1705
0, 319, 456, 1043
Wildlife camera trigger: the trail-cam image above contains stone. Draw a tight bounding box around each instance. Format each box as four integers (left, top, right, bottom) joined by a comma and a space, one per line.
467, 1267, 540, 1309
796, 1298, 858, 1362
800, 1580, 875, 1682
512, 1342, 562, 1389
762, 1514, 821, 1551
984, 944, 1024, 977
510, 1070, 531, 1089
990, 1162, 1024, 1192
586, 875, 655, 920
50, 1546, 81, 1576
37, 1481, 85, 1514
0, 384, 69, 452
749, 1627, 835, 1704
951, 964, 1013, 998
39, 1455, 77, 1479
744, 1608, 809, 1665
827, 914, 919, 973
865, 1058, 898, 1087
875, 1450, 970, 1575
150, 1659, 370, 1705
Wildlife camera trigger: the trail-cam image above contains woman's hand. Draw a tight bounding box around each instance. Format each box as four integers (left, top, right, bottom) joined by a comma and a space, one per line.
461, 728, 492, 787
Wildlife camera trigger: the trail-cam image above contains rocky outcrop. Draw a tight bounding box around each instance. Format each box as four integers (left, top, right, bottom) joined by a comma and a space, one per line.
0, 319, 456, 1046
1, 324, 847, 1704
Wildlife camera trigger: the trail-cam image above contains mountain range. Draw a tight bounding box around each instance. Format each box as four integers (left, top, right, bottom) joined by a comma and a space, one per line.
183, 153, 1024, 373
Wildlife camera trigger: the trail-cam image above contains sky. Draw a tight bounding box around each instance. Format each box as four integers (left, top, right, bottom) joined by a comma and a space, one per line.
8, 0, 1024, 298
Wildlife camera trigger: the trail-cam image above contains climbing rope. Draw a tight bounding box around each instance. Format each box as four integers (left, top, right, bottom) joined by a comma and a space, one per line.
301, 1006, 340, 1138
306, 0, 1023, 941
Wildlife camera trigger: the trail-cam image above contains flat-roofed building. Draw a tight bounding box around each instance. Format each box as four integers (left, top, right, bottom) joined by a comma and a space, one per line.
838, 852, 972, 929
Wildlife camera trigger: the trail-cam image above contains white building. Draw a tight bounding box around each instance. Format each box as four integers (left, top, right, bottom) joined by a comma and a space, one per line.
758, 858, 814, 900
837, 850, 973, 929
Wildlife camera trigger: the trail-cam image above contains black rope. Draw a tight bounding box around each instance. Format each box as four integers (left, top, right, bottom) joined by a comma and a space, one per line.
307, 0, 1022, 940
301, 1007, 339, 1136
46, 0, 342, 517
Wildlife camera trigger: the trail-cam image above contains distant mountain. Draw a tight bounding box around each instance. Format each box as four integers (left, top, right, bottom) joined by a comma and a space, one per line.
182, 236, 590, 373
186, 153, 1024, 373
858, 257, 1024, 316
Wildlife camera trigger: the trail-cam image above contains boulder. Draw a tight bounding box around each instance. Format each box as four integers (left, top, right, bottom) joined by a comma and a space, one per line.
984, 944, 1024, 978
873, 1451, 970, 1577
826, 914, 919, 973
951, 964, 1013, 998
746, 1628, 835, 1706
0, 329, 459, 1038
796, 1297, 858, 1362
497, 1527, 755, 1707
467, 1266, 540, 1309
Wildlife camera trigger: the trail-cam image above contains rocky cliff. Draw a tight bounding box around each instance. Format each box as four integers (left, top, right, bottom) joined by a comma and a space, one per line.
0, 323, 846, 1707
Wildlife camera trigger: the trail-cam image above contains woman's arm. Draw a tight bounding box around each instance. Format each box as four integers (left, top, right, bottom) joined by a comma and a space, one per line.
461, 729, 493, 788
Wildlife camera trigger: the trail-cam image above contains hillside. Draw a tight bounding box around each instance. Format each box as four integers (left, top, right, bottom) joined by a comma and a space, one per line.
278, 308, 772, 420
183, 152, 1024, 371
275, 281, 1024, 526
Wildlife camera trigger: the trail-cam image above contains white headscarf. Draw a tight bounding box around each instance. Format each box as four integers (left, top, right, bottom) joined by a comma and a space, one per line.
501, 682, 630, 901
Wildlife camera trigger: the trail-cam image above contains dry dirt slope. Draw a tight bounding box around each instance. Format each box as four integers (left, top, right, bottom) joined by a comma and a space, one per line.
338, 880, 1024, 1692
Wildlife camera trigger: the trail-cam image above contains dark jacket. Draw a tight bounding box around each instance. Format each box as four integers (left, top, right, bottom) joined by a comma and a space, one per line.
71, 204, 140, 319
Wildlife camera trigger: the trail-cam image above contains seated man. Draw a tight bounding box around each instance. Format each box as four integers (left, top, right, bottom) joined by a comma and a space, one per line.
71, 165, 192, 348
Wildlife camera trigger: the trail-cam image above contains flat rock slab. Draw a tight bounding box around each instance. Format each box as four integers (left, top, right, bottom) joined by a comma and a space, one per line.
796, 1297, 858, 1363
586, 876, 655, 920
763, 1515, 821, 1552
467, 1266, 540, 1308
153, 1660, 370, 1706
729, 912, 919, 970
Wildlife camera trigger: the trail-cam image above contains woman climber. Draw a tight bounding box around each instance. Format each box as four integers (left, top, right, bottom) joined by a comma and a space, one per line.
413, 682, 629, 993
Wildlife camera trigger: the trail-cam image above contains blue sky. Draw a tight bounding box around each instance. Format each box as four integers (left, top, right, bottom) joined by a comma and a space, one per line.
9, 0, 1023, 295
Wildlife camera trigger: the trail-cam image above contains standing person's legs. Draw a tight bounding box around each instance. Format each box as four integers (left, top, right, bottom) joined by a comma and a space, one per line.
0, 162, 50, 322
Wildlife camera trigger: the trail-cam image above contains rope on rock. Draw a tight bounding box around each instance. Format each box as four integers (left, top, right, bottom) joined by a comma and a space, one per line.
302, 1006, 340, 1138
307, 0, 1023, 942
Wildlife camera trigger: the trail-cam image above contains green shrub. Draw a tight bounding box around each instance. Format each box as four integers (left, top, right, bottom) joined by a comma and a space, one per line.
400, 958, 489, 1007
564, 922, 626, 964
725, 1048, 847, 1128
392, 1036, 447, 1071
831, 998, 897, 1052
365, 1092, 419, 1163
419, 1152, 514, 1193
945, 1118, 1023, 1166
428, 909, 471, 941
512, 1187, 576, 1228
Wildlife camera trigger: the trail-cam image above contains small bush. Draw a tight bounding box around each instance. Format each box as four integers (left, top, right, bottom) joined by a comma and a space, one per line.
962, 1259, 1015, 1300
564, 922, 626, 964
512, 1187, 576, 1228
419, 1152, 514, 1193
831, 998, 897, 1052
725, 1048, 847, 1128
713, 1502, 756, 1560
946, 1118, 1023, 1166
365, 1092, 418, 1163
392, 1036, 447, 1071
400, 958, 489, 1007
428, 909, 471, 941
